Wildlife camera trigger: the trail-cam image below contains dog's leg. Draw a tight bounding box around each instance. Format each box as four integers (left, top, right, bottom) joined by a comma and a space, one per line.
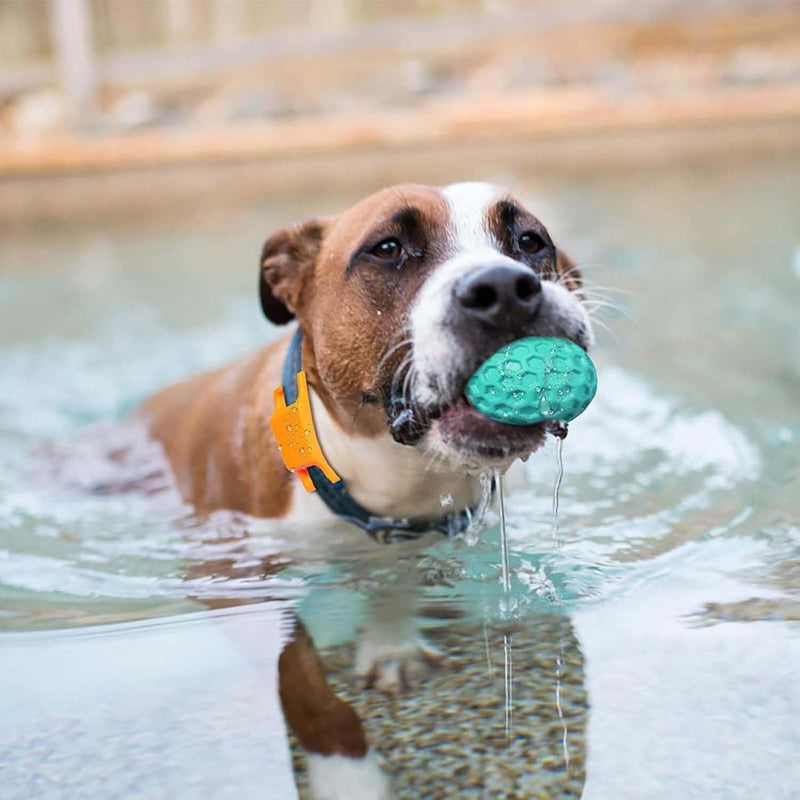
355, 573, 442, 695
279, 618, 395, 800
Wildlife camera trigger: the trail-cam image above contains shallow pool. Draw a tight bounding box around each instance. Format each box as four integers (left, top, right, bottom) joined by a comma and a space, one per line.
1, 155, 799, 799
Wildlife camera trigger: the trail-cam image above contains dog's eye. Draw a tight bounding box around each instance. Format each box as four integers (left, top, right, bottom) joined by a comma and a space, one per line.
518, 231, 546, 255
370, 238, 403, 261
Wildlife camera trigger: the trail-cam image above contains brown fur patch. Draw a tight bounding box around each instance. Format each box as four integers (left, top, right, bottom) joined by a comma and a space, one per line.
485, 196, 583, 290
279, 621, 368, 758
298, 185, 451, 436
556, 248, 583, 293
141, 339, 294, 517
260, 219, 327, 324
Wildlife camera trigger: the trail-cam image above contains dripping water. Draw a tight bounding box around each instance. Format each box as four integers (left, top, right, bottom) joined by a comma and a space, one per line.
553, 436, 565, 517
495, 469, 513, 737
550, 432, 570, 769
555, 641, 570, 769
496, 470, 511, 594
493, 424, 567, 742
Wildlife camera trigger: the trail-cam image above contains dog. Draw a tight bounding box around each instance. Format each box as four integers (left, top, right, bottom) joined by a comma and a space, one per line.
139, 181, 593, 798
141, 181, 590, 522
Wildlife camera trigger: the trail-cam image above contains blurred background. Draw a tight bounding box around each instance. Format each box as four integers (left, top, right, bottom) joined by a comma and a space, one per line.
1, 0, 799, 224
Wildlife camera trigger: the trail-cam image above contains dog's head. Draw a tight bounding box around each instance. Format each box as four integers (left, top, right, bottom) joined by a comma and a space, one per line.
260, 183, 593, 471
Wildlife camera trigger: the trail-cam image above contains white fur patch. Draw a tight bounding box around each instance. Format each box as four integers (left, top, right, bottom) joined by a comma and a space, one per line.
409, 182, 506, 405
285, 388, 477, 521
307, 752, 394, 800
441, 181, 500, 253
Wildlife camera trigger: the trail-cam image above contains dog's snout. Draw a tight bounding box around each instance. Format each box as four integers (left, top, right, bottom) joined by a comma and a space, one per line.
454, 265, 542, 327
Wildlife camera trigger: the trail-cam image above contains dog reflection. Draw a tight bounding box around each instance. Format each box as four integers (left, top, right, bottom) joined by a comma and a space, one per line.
188, 549, 587, 800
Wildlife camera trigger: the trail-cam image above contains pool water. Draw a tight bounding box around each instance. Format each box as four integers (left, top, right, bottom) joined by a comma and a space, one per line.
1, 155, 799, 798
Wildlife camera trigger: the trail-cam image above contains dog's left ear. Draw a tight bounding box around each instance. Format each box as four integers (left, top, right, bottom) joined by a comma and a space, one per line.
556, 249, 582, 294
259, 219, 326, 325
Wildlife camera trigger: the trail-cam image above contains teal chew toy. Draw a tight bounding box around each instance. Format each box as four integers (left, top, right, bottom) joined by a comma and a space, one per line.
465, 336, 597, 426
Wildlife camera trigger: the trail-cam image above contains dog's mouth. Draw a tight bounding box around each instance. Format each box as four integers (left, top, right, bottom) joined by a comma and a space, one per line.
386, 391, 566, 467
383, 324, 587, 467
431, 396, 551, 464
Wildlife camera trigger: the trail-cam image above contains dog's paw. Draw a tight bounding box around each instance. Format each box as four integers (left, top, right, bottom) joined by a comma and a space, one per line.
355, 634, 442, 694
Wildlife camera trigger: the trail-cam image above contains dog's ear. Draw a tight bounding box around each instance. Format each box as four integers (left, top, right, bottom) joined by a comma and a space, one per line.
259, 220, 326, 325
555, 248, 582, 294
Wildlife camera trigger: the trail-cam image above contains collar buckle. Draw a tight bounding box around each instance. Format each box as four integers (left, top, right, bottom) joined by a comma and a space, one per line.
270, 370, 340, 492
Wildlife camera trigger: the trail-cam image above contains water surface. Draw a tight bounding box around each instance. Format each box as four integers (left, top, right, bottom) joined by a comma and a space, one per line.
1, 155, 799, 798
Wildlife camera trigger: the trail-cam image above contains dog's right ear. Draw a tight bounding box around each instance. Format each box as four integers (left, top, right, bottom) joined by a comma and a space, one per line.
259, 220, 326, 325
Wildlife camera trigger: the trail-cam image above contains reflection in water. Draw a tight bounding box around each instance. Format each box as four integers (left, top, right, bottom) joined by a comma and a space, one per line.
168, 495, 588, 797
179, 495, 586, 797
277, 592, 586, 798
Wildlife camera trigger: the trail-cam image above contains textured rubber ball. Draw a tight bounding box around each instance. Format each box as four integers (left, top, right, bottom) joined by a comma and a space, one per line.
465, 337, 597, 426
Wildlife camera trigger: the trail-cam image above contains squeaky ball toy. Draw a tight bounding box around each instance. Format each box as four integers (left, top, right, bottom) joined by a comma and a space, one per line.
465, 336, 597, 426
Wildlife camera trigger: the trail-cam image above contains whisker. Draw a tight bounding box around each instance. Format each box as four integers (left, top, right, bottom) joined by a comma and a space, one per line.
583, 301, 632, 319
583, 298, 629, 311
579, 284, 632, 297
586, 315, 620, 342
375, 335, 414, 380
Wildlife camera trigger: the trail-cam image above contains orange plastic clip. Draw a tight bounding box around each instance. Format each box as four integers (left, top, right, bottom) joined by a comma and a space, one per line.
270, 371, 340, 493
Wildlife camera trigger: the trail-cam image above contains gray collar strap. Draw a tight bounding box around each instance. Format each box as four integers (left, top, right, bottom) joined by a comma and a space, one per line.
281, 328, 473, 544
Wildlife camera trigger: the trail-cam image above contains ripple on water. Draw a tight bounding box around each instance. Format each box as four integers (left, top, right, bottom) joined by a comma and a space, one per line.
0, 310, 765, 629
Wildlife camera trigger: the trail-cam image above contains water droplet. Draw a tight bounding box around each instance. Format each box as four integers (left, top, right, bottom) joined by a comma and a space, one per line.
277, 444, 283, 451
304, 429, 311, 436
291, 407, 297, 414
285, 425, 292, 432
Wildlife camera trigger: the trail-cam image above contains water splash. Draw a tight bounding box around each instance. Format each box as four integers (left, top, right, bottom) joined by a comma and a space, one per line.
460, 471, 494, 546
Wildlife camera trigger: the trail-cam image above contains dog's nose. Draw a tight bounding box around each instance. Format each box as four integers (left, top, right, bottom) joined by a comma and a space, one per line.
454, 265, 542, 327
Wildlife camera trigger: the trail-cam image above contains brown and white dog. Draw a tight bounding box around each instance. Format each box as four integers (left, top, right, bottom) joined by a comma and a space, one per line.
142, 182, 591, 522
140, 182, 592, 797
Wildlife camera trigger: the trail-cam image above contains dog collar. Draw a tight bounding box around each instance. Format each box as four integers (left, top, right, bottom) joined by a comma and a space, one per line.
271, 329, 472, 544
